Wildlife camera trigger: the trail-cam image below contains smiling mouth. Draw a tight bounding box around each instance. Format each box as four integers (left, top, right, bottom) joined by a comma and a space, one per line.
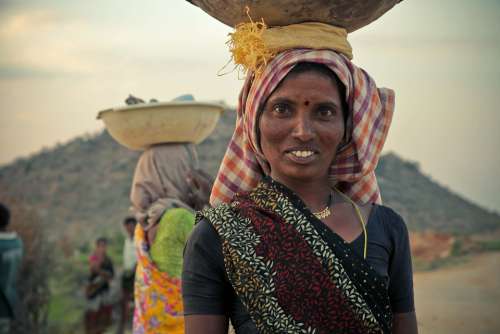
284, 149, 318, 163
289, 150, 315, 158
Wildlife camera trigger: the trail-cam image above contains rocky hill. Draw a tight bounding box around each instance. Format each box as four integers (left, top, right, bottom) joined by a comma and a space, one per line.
0, 108, 498, 243
376, 154, 499, 233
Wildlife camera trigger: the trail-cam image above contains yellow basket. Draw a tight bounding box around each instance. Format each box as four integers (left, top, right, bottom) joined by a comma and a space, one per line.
187, 0, 402, 32
97, 101, 224, 150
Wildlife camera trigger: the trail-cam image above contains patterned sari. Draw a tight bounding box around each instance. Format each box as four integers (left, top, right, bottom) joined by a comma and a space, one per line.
133, 225, 184, 334
200, 177, 392, 334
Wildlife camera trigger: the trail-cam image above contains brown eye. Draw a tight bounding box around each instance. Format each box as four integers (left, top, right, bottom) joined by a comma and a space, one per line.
271, 103, 290, 116
316, 106, 336, 119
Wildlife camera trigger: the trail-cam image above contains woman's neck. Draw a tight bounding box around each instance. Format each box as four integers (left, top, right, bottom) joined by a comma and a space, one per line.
270, 174, 332, 212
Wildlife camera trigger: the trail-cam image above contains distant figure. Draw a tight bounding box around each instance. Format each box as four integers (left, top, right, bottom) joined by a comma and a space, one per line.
125, 94, 145, 105
130, 143, 212, 334
84, 237, 114, 334
117, 217, 137, 334
0, 203, 23, 334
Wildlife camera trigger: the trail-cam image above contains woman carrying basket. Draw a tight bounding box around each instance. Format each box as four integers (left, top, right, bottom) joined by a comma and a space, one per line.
182, 19, 418, 334
130, 144, 212, 333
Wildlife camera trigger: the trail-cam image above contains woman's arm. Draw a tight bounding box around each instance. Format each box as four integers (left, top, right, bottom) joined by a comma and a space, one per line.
183, 219, 231, 334
393, 312, 418, 334
185, 315, 228, 334
385, 209, 418, 333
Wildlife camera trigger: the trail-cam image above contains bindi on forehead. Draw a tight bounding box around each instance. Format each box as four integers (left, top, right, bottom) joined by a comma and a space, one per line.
304, 100, 310, 106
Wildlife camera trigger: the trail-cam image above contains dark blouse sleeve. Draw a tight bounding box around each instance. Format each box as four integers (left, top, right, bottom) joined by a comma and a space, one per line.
182, 218, 230, 315
384, 208, 415, 313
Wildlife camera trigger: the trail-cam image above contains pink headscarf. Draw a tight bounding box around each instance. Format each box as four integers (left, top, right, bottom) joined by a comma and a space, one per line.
210, 49, 394, 205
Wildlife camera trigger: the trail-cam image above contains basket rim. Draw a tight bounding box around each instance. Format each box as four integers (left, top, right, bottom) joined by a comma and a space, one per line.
97, 101, 225, 120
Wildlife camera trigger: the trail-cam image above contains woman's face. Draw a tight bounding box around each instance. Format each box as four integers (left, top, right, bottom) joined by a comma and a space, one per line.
259, 70, 345, 185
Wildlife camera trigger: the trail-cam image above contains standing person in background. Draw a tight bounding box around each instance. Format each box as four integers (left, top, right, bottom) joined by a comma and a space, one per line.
85, 237, 114, 334
130, 143, 212, 334
117, 217, 137, 334
0, 203, 23, 334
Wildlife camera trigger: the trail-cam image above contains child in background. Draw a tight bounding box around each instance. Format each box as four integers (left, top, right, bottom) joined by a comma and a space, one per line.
85, 237, 114, 334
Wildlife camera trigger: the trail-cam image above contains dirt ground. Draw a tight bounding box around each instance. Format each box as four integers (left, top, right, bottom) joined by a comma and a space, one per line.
414, 252, 500, 334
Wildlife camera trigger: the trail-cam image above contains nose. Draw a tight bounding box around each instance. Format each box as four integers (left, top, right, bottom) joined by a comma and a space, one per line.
291, 113, 314, 142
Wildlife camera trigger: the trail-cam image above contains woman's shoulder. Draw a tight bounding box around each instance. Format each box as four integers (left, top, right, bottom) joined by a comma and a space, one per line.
196, 201, 242, 233
371, 204, 409, 236
191, 200, 241, 241
188, 216, 220, 246
198, 202, 234, 219
184, 213, 228, 280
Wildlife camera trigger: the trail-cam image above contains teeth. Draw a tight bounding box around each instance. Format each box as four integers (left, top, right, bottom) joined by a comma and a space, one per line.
291, 151, 314, 158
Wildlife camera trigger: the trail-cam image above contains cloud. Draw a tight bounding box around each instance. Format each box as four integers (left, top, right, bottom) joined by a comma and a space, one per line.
0, 9, 99, 77
0, 3, 231, 81
0, 9, 58, 36
0, 66, 63, 79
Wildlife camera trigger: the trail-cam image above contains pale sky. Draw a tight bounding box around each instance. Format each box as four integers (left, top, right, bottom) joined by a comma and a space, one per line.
1, 0, 499, 212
